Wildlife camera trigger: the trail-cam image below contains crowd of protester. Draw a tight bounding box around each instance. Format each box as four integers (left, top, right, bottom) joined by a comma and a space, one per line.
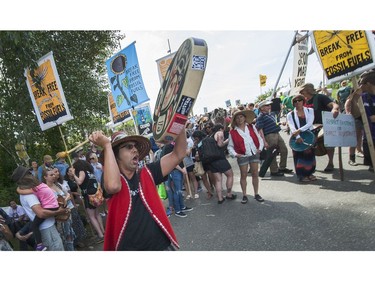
1, 73, 374, 251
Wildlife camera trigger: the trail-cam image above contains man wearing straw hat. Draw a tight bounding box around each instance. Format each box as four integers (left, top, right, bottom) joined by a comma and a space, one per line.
89, 128, 187, 251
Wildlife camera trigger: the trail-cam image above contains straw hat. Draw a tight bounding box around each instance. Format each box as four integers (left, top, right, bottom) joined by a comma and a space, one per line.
231, 109, 256, 127
99, 131, 151, 164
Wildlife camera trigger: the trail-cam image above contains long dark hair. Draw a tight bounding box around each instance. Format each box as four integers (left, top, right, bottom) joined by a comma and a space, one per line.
192, 130, 207, 141
73, 159, 93, 176
211, 124, 224, 134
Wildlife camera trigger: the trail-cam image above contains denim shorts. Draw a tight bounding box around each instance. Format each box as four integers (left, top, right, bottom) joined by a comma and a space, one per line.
237, 153, 261, 166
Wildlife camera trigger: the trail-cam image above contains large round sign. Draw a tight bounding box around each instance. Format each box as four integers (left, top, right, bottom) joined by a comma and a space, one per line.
153, 37, 208, 143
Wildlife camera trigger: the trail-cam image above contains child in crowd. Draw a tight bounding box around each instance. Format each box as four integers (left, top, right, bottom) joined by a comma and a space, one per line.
17, 169, 60, 251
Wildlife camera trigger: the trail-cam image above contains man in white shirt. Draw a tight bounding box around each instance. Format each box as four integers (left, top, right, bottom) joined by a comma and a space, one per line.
20, 193, 66, 251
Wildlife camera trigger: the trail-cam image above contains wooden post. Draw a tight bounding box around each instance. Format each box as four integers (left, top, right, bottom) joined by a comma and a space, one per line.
58, 125, 72, 165
338, 147, 344, 181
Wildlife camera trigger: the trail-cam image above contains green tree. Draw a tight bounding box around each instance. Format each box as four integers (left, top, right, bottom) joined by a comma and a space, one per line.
0, 31, 124, 205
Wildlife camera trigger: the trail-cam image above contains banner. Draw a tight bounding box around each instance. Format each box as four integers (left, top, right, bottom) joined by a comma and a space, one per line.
291, 33, 308, 92
311, 30, 375, 83
106, 42, 150, 113
108, 93, 132, 126
133, 103, 153, 137
225, 100, 231, 107
235, 99, 241, 106
156, 52, 176, 85
24, 52, 73, 131
259, 74, 267, 87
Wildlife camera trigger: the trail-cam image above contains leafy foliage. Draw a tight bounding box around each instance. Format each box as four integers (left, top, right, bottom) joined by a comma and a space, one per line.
0, 31, 125, 204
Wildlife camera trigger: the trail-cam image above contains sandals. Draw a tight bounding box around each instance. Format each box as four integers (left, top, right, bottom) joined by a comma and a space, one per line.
309, 175, 317, 181
225, 194, 237, 200
218, 197, 225, 204
300, 177, 311, 182
206, 192, 213, 199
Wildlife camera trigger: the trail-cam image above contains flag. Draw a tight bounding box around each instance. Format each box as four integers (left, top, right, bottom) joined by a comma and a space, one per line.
106, 42, 149, 113
259, 74, 267, 87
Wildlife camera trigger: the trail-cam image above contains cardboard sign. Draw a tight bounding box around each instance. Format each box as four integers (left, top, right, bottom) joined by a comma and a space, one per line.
322, 111, 356, 147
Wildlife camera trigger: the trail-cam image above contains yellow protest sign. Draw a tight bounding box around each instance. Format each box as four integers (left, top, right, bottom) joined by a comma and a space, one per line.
312, 30, 375, 82
108, 93, 132, 126
156, 52, 176, 85
24, 52, 73, 131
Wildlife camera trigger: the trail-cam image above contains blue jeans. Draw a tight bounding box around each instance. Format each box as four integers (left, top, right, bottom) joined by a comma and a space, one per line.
167, 169, 185, 213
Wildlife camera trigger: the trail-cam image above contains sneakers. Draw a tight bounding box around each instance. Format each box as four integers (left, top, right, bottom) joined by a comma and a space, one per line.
254, 194, 265, 202
197, 186, 203, 193
181, 206, 193, 212
356, 151, 365, 158
175, 211, 187, 218
241, 196, 248, 204
194, 194, 199, 199
348, 160, 358, 166
36, 244, 47, 251
278, 168, 293, 173
270, 172, 284, 177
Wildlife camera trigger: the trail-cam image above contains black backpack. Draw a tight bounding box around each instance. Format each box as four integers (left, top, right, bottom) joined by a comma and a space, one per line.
197, 136, 222, 164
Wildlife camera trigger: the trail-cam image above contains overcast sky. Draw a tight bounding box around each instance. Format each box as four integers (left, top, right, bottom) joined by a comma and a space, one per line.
122, 30, 324, 115
4, 0, 372, 118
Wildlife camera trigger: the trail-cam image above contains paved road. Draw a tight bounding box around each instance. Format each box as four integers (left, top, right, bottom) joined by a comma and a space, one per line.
170, 129, 375, 251
85, 129, 374, 251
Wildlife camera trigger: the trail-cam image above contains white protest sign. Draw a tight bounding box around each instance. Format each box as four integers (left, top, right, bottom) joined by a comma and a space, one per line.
322, 111, 356, 147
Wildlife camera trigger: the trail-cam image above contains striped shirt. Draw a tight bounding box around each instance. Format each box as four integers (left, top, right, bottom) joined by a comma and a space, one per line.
256, 112, 281, 135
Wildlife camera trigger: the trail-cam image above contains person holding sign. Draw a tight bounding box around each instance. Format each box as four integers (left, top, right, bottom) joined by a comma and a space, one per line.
357, 69, 375, 172
299, 83, 340, 172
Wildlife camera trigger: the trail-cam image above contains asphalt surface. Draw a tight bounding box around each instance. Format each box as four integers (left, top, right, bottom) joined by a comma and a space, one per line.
84, 128, 374, 251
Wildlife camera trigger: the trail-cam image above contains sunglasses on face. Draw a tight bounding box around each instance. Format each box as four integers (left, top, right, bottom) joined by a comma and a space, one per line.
293, 99, 304, 104
90, 157, 95, 160
119, 143, 138, 150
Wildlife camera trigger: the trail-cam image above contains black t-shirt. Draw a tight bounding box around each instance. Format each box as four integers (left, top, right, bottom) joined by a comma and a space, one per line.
118, 161, 171, 251
271, 97, 282, 112
161, 143, 184, 169
67, 178, 78, 193
305, 94, 332, 124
